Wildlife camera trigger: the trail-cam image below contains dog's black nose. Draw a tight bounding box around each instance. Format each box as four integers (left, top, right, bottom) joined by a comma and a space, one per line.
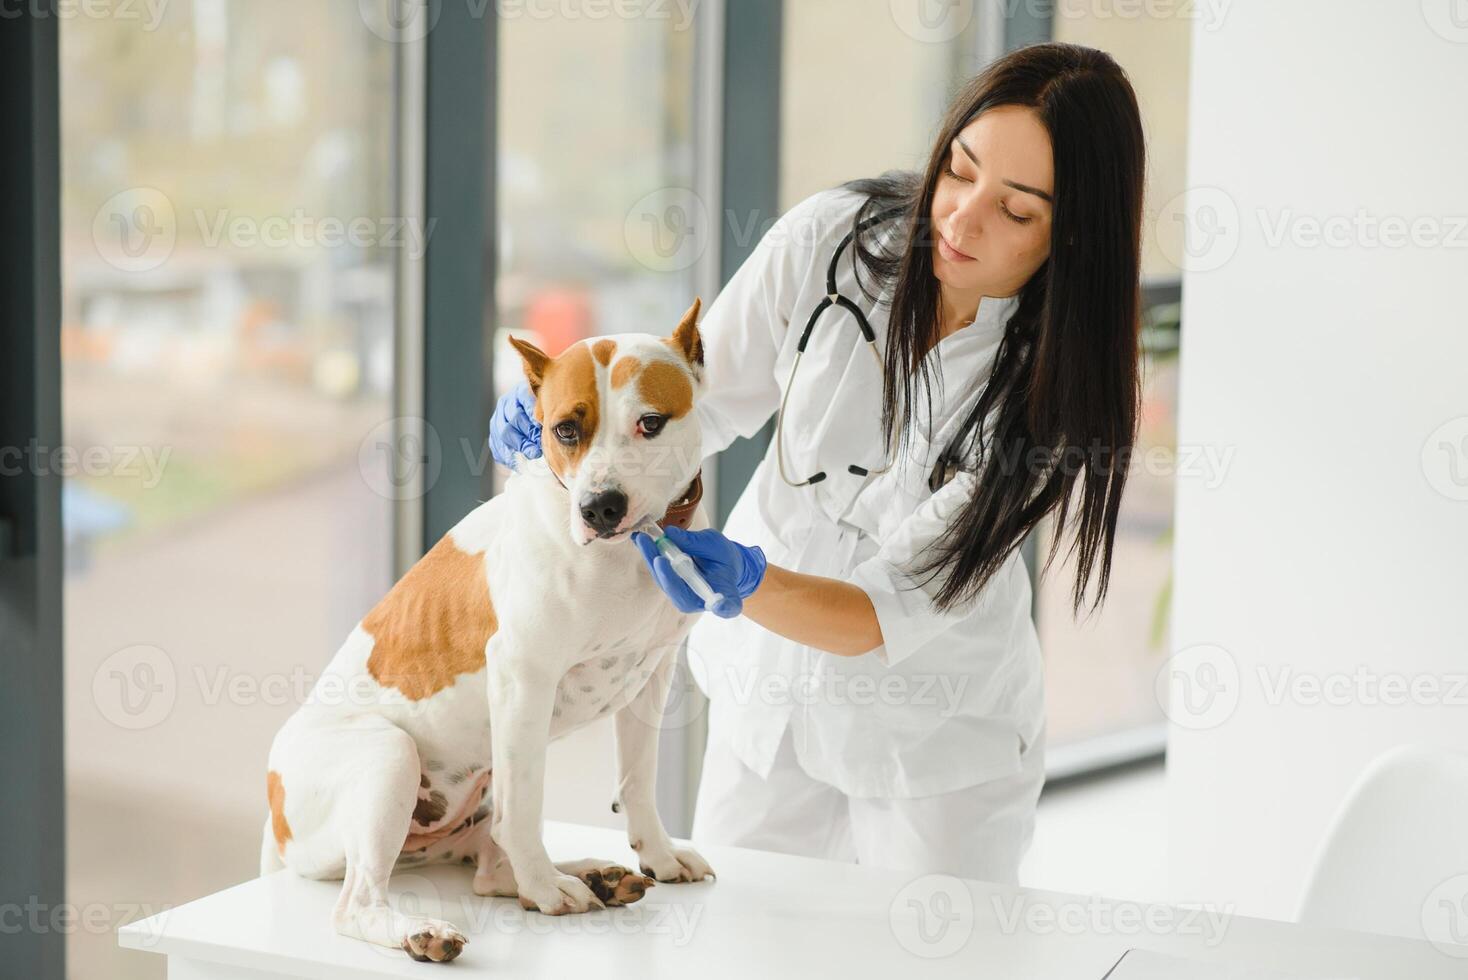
579, 488, 628, 534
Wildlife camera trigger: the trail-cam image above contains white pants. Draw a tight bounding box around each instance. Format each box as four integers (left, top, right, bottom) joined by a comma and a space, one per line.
690, 716, 1046, 884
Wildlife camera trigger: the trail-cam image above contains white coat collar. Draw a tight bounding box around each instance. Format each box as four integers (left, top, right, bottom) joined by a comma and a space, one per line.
872, 279, 1022, 349
914, 291, 1021, 438
926, 292, 1022, 361
954, 292, 1021, 344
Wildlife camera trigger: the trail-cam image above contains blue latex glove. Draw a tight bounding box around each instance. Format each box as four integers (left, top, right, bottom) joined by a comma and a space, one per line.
630, 525, 768, 618
489, 379, 542, 471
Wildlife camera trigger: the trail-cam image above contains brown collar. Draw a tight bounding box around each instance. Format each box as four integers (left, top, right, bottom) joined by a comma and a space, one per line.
658, 470, 703, 531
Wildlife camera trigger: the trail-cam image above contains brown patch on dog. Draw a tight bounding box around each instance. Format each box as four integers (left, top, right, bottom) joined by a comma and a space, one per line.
610, 356, 641, 389
364, 535, 497, 700
266, 770, 292, 855
534, 342, 600, 477
413, 790, 449, 827
637, 360, 693, 419
403, 770, 491, 852
662, 297, 704, 373
591, 338, 617, 366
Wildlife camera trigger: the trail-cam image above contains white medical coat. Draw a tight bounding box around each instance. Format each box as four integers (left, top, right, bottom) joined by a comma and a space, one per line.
686, 187, 1046, 800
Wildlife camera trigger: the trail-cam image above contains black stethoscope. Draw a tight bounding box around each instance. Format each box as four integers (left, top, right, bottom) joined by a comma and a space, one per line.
773, 204, 982, 496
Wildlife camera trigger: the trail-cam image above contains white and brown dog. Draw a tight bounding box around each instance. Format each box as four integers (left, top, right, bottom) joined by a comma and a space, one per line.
260, 299, 715, 963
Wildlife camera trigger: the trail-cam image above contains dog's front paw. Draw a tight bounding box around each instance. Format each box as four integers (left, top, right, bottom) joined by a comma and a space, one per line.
637, 842, 715, 883
516, 872, 606, 915
400, 919, 467, 963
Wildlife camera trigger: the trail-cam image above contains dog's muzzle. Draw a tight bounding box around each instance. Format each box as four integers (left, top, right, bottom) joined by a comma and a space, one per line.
579, 488, 629, 536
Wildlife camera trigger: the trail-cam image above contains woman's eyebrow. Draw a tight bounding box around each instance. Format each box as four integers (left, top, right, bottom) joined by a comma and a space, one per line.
952, 136, 1054, 204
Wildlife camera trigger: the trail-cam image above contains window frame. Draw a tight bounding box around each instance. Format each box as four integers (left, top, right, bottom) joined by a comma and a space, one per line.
0, 8, 65, 978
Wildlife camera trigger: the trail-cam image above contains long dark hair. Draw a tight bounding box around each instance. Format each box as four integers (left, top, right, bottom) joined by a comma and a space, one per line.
841, 42, 1145, 617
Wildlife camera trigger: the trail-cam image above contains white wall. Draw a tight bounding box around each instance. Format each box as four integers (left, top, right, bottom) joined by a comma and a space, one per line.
1167, 1, 1468, 922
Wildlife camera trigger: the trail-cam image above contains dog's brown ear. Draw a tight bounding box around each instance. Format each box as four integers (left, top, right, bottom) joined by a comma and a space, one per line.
508, 335, 551, 394
668, 297, 703, 375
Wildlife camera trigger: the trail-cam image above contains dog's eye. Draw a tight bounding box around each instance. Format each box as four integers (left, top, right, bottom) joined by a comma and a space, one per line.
638, 415, 666, 437
553, 421, 579, 444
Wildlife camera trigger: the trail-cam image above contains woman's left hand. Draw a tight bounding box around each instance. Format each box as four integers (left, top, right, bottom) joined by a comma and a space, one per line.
630, 525, 767, 618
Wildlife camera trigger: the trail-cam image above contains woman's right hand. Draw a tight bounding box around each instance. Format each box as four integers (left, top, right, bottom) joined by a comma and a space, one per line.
488, 379, 542, 471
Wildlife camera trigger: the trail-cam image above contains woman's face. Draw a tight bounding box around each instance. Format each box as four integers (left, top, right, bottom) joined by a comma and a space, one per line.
930, 104, 1054, 299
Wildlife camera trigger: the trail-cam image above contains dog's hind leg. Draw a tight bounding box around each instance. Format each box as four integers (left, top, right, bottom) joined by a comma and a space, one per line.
331, 723, 469, 962
266, 710, 467, 962
259, 813, 285, 876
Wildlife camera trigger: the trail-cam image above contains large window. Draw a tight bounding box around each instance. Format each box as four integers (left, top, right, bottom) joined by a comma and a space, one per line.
61, 5, 401, 977
14, 7, 1193, 979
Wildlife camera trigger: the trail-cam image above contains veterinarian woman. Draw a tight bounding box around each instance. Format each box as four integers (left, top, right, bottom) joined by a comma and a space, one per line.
489, 43, 1145, 884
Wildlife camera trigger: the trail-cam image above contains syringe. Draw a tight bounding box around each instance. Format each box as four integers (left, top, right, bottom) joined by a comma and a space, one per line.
631, 519, 741, 617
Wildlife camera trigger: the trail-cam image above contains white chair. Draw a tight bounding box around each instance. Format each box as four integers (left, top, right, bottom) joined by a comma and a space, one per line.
1296, 744, 1468, 942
